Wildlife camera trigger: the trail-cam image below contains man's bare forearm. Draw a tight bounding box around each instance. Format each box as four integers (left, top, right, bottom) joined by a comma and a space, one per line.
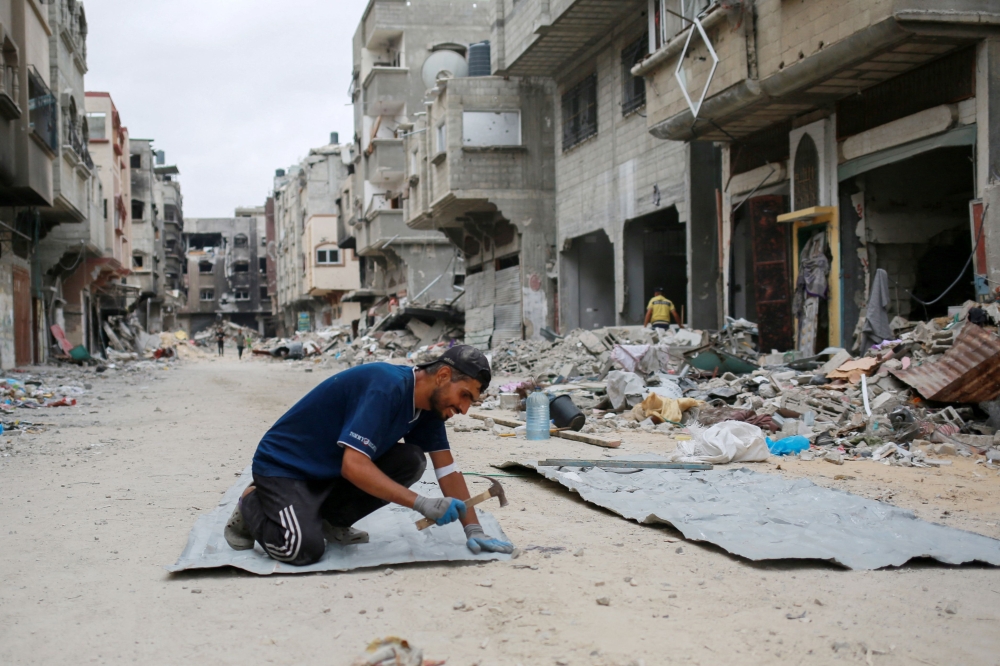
341, 448, 418, 508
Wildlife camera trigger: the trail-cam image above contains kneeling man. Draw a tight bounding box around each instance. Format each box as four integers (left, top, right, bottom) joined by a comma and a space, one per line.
225, 345, 513, 565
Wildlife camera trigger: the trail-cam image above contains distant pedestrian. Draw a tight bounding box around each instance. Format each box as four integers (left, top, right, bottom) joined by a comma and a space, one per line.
237, 334, 246, 360
644, 287, 683, 330
216, 328, 225, 356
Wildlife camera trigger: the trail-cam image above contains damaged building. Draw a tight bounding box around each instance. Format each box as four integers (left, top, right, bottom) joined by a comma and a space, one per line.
272, 136, 361, 336
340, 0, 491, 321
491, 0, 714, 333
179, 208, 272, 335
635, 0, 1000, 352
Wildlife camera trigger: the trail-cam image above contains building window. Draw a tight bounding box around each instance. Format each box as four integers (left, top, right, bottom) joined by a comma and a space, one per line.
87, 112, 106, 141
259, 257, 267, 274
233, 234, 249, 248
131, 199, 144, 220
233, 261, 249, 273
27, 67, 57, 152
260, 286, 269, 300
436, 123, 447, 153
317, 248, 341, 265
129, 154, 141, 169
132, 254, 144, 268
199, 261, 213, 273
234, 290, 250, 301
463, 111, 521, 146
621, 37, 647, 116
199, 288, 214, 301
562, 73, 598, 151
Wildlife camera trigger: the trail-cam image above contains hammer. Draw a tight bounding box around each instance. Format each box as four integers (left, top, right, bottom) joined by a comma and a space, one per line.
415, 476, 508, 531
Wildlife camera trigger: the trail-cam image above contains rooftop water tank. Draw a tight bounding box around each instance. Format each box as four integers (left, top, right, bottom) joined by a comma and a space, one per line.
468, 41, 491, 77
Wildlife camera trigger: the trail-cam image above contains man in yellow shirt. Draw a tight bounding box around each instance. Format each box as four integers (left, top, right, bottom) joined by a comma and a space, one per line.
644, 288, 683, 330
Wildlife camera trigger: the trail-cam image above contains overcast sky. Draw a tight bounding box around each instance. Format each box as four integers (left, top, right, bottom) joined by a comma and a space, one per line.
85, 0, 367, 218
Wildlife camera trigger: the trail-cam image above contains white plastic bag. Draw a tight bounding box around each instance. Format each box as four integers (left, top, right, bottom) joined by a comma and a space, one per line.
607, 371, 645, 410
669, 421, 770, 464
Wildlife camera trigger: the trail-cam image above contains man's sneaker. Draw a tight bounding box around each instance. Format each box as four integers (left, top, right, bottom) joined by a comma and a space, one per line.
322, 520, 369, 545
224, 501, 255, 550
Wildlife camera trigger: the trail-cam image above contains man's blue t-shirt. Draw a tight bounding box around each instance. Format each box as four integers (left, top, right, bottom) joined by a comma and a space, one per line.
252, 363, 449, 480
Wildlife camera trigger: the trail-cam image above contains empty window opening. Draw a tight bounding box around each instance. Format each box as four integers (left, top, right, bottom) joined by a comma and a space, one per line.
233, 234, 249, 248
234, 290, 250, 301
233, 261, 250, 273
199, 262, 213, 274
496, 254, 520, 271
131, 199, 144, 220
132, 254, 144, 269
260, 286, 269, 300
259, 257, 267, 274
130, 154, 141, 169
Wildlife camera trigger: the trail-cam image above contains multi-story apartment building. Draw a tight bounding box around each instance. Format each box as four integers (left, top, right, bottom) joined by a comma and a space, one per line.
273, 137, 360, 335
179, 208, 272, 335
404, 73, 557, 348
83, 92, 131, 285
492, 0, 718, 333
0, 0, 60, 367
342, 0, 490, 319
154, 158, 184, 331
636, 0, 1000, 353
126, 138, 164, 330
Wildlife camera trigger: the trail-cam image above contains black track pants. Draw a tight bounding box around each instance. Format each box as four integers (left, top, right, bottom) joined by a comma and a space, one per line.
239, 443, 427, 566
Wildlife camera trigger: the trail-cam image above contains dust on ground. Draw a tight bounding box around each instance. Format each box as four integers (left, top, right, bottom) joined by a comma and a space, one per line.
2, 353, 1000, 665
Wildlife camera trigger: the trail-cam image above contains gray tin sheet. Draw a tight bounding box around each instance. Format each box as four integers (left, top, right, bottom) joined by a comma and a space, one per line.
515, 456, 1000, 570
167, 466, 511, 575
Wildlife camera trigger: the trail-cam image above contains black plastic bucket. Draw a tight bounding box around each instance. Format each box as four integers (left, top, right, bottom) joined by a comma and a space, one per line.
549, 394, 585, 431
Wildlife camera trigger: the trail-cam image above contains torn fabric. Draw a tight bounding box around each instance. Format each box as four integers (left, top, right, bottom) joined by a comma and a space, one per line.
508, 456, 1000, 570
167, 466, 511, 575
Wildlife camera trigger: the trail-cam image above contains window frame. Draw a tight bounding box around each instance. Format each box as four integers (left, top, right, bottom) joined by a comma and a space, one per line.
316, 247, 342, 266
199, 288, 215, 301
234, 289, 251, 301
561, 73, 598, 151
621, 36, 648, 116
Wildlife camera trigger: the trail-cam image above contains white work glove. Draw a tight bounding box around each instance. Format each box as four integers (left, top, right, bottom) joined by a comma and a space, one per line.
413, 495, 467, 526
464, 524, 514, 554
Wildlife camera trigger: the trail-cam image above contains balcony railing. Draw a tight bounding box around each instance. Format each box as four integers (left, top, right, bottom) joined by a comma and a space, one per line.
65, 117, 94, 169
27, 66, 57, 154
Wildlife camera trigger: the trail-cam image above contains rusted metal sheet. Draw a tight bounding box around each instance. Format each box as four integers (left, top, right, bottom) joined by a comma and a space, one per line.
891, 324, 1000, 403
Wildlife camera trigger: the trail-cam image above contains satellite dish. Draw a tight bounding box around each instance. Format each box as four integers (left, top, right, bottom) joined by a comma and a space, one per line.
421, 50, 468, 90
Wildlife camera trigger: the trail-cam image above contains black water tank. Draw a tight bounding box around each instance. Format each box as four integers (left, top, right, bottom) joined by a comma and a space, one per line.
275, 169, 285, 177
468, 41, 491, 76
330, 132, 339, 145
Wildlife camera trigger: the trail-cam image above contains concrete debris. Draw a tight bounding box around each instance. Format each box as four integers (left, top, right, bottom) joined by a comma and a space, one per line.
475, 304, 1000, 471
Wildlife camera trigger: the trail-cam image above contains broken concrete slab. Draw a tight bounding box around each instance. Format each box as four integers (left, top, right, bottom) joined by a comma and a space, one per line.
167, 466, 511, 575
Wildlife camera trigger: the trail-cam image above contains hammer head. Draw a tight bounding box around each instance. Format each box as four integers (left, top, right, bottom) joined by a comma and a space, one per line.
486, 477, 509, 507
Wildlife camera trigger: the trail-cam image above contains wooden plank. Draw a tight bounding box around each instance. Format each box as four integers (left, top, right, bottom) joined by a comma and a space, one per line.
539, 459, 712, 470
467, 412, 621, 449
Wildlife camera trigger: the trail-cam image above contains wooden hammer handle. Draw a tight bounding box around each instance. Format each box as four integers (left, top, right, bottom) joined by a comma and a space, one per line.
415, 488, 494, 531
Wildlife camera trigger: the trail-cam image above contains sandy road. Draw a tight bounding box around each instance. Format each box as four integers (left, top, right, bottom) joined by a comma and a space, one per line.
2, 354, 1000, 665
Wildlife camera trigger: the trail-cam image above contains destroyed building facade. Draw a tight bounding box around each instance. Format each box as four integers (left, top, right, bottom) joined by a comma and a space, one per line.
404, 74, 557, 347
271, 137, 361, 335
491, 0, 714, 334
179, 208, 272, 335
340, 0, 491, 322
125, 138, 165, 332
636, 0, 1000, 353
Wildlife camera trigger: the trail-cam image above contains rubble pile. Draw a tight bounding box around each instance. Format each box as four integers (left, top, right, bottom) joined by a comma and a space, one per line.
478, 303, 1000, 470
0, 376, 83, 410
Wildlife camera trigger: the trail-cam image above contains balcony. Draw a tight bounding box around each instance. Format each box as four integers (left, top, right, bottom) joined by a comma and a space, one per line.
362, 67, 409, 117
366, 138, 405, 184
357, 208, 448, 257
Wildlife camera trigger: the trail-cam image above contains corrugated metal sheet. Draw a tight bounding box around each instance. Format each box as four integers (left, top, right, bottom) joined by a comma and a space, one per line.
891, 324, 1000, 403
492, 265, 523, 345
465, 305, 494, 350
